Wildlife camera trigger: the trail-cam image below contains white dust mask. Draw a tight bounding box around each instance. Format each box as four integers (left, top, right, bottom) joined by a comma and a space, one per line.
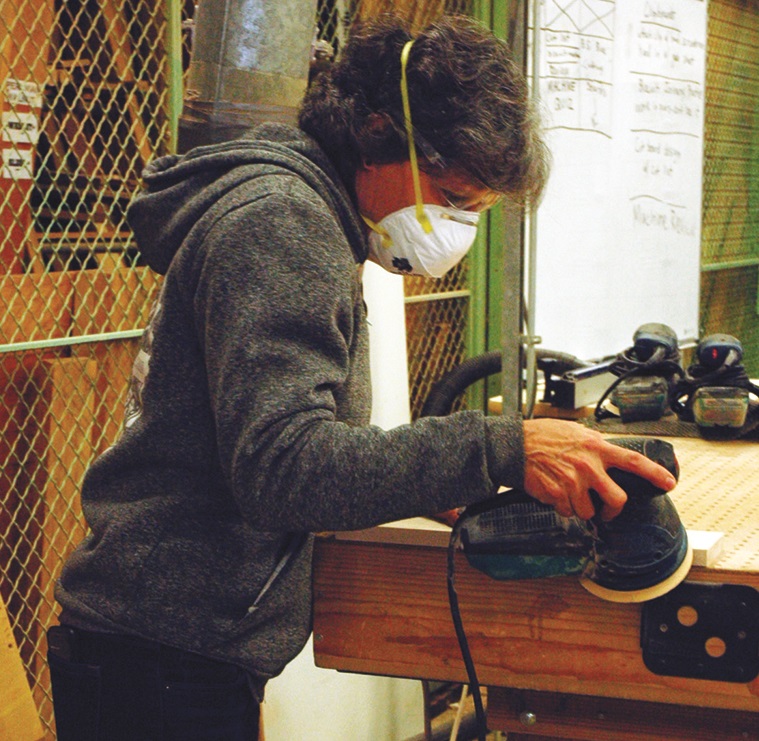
364, 206, 479, 278
362, 38, 481, 278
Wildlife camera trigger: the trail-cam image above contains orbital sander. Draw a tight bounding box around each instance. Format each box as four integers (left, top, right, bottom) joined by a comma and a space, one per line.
455, 437, 693, 602
447, 437, 693, 741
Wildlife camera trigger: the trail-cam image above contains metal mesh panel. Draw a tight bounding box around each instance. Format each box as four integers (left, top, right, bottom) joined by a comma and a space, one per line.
701, 0, 759, 375
405, 262, 471, 418
0, 1, 475, 737
0, 1, 173, 736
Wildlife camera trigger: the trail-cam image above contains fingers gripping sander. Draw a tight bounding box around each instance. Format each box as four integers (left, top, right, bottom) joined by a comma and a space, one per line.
457, 438, 693, 603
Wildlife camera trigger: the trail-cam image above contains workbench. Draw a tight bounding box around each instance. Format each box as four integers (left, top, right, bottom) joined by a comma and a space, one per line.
312, 437, 759, 740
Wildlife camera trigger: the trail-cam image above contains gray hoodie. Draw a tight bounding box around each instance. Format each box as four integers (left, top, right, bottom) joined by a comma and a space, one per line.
56, 124, 524, 696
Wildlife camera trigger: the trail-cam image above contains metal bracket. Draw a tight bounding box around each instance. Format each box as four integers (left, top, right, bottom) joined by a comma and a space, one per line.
641, 581, 759, 683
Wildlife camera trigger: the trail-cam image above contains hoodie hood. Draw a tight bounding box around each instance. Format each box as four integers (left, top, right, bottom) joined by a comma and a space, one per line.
127, 123, 367, 275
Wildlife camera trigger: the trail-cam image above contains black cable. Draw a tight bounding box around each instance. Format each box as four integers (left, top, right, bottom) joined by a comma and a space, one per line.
420, 349, 586, 419
429, 349, 584, 741
447, 514, 488, 741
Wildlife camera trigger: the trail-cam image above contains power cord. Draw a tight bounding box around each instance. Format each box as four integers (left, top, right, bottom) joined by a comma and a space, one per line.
447, 513, 488, 741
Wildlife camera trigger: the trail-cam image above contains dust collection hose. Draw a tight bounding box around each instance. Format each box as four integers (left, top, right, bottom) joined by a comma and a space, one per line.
420, 348, 586, 418
421, 348, 587, 741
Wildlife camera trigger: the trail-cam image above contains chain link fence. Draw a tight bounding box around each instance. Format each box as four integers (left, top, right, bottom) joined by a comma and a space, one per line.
1, 0, 174, 736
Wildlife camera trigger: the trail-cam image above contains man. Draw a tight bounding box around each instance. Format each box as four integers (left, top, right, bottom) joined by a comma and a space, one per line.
48, 14, 676, 740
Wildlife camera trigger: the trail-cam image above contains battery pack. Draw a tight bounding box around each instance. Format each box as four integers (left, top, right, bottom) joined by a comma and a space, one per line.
611, 375, 670, 422
692, 386, 749, 428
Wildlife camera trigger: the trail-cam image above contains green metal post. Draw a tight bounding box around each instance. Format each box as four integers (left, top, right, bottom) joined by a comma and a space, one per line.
165, 0, 184, 154
464, 0, 493, 411
466, 0, 526, 415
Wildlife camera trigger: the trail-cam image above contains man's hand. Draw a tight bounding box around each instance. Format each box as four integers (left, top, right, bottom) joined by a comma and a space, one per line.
522, 418, 677, 521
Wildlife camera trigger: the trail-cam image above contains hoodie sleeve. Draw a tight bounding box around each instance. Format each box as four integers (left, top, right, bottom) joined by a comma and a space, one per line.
193, 177, 524, 532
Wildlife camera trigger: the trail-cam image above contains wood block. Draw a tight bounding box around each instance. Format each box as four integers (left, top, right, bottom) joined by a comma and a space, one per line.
38, 357, 96, 587
71, 267, 161, 454
71, 267, 161, 335
0, 592, 44, 741
71, 264, 161, 389
2, 355, 97, 734
0, 354, 54, 672
688, 530, 726, 568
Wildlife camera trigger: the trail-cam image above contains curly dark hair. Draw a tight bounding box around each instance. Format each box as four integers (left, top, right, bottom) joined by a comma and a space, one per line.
299, 14, 549, 204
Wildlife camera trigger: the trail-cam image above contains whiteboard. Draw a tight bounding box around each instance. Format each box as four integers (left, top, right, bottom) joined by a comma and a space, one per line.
532, 0, 707, 361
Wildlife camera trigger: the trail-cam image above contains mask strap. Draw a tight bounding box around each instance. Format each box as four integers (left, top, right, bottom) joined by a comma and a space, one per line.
400, 40, 433, 234
361, 214, 392, 248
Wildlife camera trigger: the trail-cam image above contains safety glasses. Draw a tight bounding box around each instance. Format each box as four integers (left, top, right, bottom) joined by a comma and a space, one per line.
394, 40, 503, 216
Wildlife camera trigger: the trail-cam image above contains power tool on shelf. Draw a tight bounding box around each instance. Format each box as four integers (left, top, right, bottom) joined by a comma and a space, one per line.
594, 323, 684, 423
670, 333, 759, 435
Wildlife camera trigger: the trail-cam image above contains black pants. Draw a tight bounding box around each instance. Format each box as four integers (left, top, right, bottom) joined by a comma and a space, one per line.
47, 625, 260, 741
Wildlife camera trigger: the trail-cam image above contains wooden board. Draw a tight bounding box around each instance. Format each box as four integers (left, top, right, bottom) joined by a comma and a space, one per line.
487, 687, 759, 741
30, 357, 97, 730
71, 267, 161, 453
313, 538, 758, 713
662, 436, 759, 572
0, 592, 43, 741
0, 272, 73, 345
70, 267, 161, 335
